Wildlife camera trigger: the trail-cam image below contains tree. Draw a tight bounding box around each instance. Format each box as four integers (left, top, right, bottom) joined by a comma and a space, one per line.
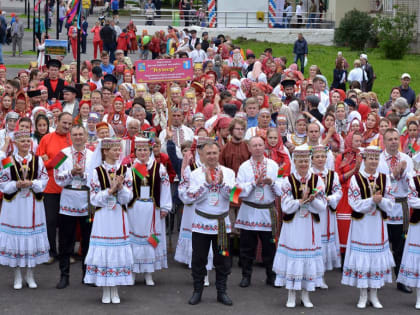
374, 6, 416, 59
334, 9, 374, 51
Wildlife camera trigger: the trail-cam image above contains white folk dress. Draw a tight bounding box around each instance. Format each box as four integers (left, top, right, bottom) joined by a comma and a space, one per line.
273, 170, 326, 291
0, 153, 49, 267
397, 175, 420, 288
175, 165, 213, 269
341, 170, 395, 288
311, 167, 342, 270
84, 161, 134, 287
127, 157, 172, 274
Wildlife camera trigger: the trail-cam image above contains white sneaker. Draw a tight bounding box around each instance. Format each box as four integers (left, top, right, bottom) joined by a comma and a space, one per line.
144, 273, 155, 286
25, 268, 38, 289
301, 290, 314, 308
204, 275, 210, 287
369, 288, 383, 309
111, 287, 120, 304
102, 287, 111, 304
286, 290, 296, 308
14, 268, 22, 290
357, 288, 368, 309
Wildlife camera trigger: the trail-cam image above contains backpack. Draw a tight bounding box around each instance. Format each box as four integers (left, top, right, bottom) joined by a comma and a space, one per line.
5, 24, 12, 45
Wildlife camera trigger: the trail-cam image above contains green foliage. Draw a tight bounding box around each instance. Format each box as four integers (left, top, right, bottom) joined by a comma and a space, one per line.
334, 9, 374, 51
374, 6, 416, 59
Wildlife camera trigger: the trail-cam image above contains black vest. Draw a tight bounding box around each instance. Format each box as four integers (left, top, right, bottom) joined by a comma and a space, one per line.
283, 173, 320, 223
95, 165, 127, 210
44, 78, 65, 100
3, 155, 43, 202
351, 173, 387, 220
128, 161, 161, 208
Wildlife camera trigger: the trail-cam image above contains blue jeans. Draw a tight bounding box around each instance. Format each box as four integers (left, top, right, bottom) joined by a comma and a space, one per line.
294, 54, 305, 74
306, 13, 316, 28
0, 43, 3, 64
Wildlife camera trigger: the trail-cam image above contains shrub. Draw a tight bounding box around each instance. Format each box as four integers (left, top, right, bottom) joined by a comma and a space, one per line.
334, 9, 374, 51
374, 6, 416, 59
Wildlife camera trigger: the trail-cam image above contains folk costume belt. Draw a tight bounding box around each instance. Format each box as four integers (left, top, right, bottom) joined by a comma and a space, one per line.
243, 200, 278, 243
195, 209, 229, 256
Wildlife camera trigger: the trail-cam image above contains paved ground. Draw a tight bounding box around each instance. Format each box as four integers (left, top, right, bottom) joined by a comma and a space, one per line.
0, 248, 419, 315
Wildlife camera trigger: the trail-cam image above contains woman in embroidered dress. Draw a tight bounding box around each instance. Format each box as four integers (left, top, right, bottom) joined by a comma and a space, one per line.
370, 117, 390, 150
84, 138, 134, 304
127, 137, 171, 286
321, 113, 344, 156
334, 131, 363, 255
286, 115, 308, 153
105, 96, 127, 138
342, 146, 395, 309
310, 145, 342, 288
398, 163, 420, 309
335, 102, 348, 138
0, 131, 49, 290
400, 119, 420, 157
273, 144, 326, 308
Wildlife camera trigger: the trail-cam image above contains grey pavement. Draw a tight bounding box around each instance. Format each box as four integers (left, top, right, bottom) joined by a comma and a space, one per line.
0, 251, 419, 315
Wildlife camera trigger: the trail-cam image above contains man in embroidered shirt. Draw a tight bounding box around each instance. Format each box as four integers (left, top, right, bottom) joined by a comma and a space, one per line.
184, 141, 235, 306
37, 112, 73, 264
235, 136, 279, 288
375, 128, 413, 293
54, 125, 93, 289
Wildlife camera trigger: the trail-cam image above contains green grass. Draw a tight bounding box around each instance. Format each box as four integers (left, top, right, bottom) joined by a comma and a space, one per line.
233, 39, 420, 104
3, 64, 29, 68
4, 50, 37, 55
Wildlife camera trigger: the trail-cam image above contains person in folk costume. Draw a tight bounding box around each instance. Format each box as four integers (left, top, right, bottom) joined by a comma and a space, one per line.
54, 125, 94, 289
342, 146, 395, 309
68, 20, 78, 60
273, 144, 326, 308
183, 140, 236, 306
14, 91, 32, 119
0, 112, 19, 158
334, 131, 363, 255
310, 145, 342, 288
362, 112, 380, 148
286, 115, 308, 152
335, 102, 349, 138
127, 20, 138, 53
398, 152, 420, 308
244, 108, 272, 141
376, 128, 414, 294
176, 133, 214, 287
234, 136, 279, 288
106, 96, 127, 138
370, 117, 390, 151
321, 112, 344, 157
127, 137, 172, 286
400, 119, 420, 157
0, 130, 49, 289
84, 138, 134, 304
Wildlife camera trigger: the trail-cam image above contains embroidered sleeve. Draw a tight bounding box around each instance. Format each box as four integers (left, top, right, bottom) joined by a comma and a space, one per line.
308, 178, 327, 214
236, 162, 255, 198
186, 170, 208, 203
117, 169, 133, 205
328, 173, 343, 209
408, 176, 420, 208
280, 180, 300, 214
32, 157, 49, 193
378, 174, 395, 215
0, 168, 17, 194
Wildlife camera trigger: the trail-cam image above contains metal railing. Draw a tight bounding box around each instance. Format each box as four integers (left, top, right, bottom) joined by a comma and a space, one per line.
127, 8, 334, 29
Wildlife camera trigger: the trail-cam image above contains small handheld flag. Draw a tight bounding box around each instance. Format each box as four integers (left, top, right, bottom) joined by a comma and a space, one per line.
51, 151, 68, 169
229, 186, 242, 204
1, 157, 13, 169
277, 167, 285, 178
132, 163, 148, 180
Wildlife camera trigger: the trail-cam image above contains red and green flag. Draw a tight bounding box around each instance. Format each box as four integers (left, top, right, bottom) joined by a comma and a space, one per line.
132, 163, 148, 180
51, 151, 68, 169
1, 157, 13, 169
147, 234, 160, 248
409, 143, 420, 154
277, 167, 285, 178
230, 186, 242, 204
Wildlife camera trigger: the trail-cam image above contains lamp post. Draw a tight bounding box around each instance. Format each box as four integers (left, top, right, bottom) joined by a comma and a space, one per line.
32, 0, 36, 51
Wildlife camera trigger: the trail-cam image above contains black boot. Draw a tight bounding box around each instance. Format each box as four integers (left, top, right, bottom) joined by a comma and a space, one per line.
265, 266, 276, 287
216, 274, 233, 306
56, 275, 69, 289
239, 258, 252, 287
188, 280, 204, 305
397, 283, 413, 294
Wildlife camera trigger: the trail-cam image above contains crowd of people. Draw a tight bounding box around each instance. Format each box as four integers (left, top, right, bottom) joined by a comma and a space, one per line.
0, 23, 420, 311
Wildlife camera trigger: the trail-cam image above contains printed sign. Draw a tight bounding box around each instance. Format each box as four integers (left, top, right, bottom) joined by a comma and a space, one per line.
135, 58, 193, 83
45, 39, 68, 56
